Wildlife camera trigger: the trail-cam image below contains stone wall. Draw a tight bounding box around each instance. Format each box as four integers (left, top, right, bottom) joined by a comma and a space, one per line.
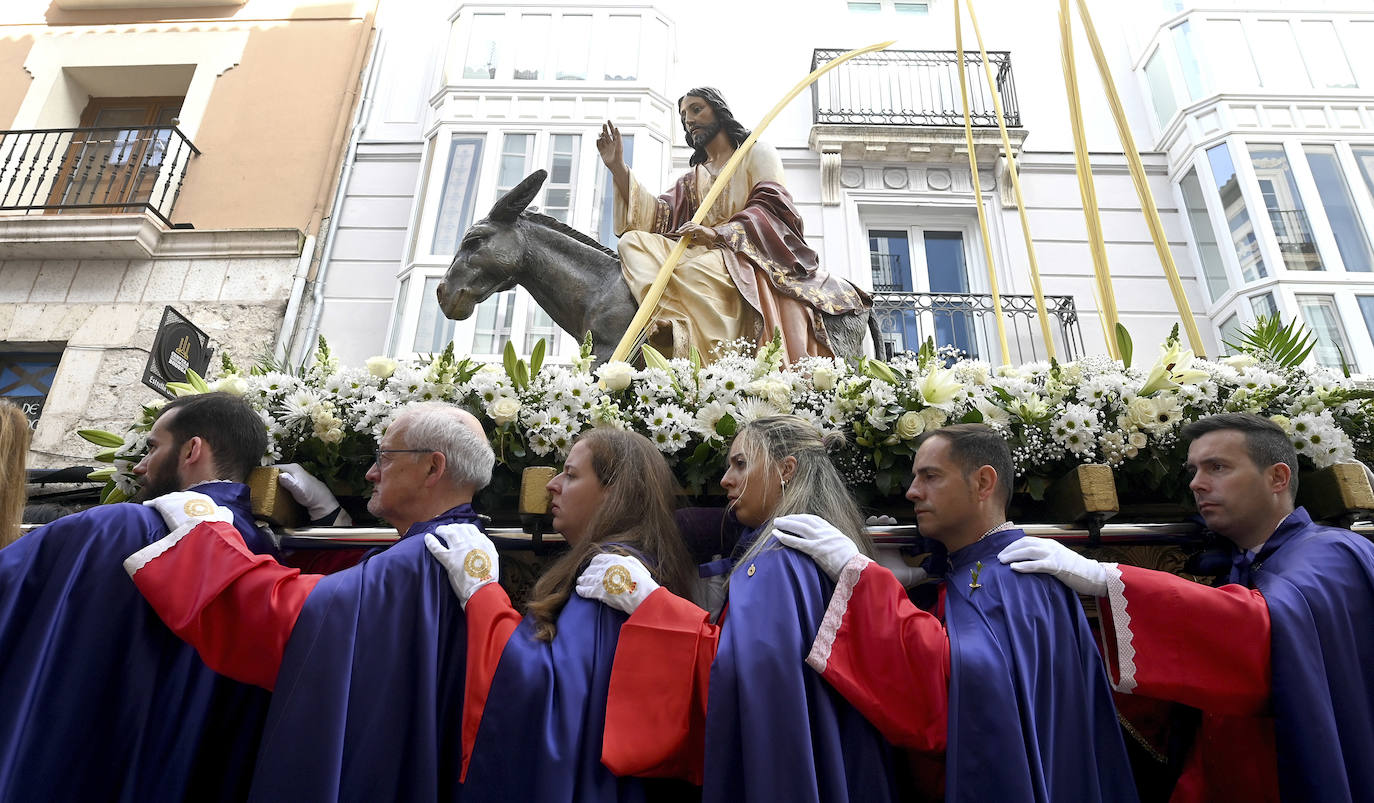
0, 226, 303, 467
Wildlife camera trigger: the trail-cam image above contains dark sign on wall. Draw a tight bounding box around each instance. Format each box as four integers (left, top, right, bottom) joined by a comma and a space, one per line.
0, 352, 61, 430
142, 306, 213, 400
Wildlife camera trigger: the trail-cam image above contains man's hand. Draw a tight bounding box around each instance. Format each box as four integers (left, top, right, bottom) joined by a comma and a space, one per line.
144, 490, 234, 533
425, 524, 499, 608
997, 536, 1111, 597
674, 221, 721, 247
575, 554, 658, 616
874, 549, 930, 588
596, 120, 624, 170
772, 513, 860, 581
276, 463, 352, 525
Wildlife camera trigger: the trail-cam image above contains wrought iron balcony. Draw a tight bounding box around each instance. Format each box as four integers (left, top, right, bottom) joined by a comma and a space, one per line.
0, 124, 199, 226
1267, 208, 1322, 270
811, 48, 1020, 127
871, 252, 907, 292
870, 292, 1084, 364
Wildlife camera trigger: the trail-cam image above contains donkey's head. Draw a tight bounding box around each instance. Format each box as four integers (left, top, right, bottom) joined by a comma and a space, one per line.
436, 170, 546, 320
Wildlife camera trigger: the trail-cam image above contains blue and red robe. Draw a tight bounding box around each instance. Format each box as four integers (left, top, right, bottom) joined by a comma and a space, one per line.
0, 482, 274, 802
1097, 507, 1374, 803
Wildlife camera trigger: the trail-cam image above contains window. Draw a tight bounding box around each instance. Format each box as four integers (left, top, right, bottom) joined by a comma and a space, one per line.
1359, 296, 1374, 346
605, 17, 640, 81
496, 134, 533, 196
1219, 314, 1243, 354
386, 277, 409, 356
1354, 146, 1374, 202
556, 16, 591, 80
1172, 21, 1204, 100
1252, 20, 1311, 90
597, 133, 634, 248
413, 277, 457, 354
1207, 20, 1260, 90
847, 2, 881, 11
544, 134, 579, 224
894, 3, 929, 14
1250, 292, 1277, 321
1179, 169, 1230, 301
924, 232, 977, 358
53, 96, 183, 215
1206, 143, 1268, 282
869, 231, 913, 292
431, 136, 484, 256
1297, 21, 1355, 89
1296, 295, 1354, 369
1144, 51, 1179, 127
1247, 145, 1321, 271
524, 305, 563, 354
0, 351, 61, 429
1304, 145, 1374, 273
513, 15, 551, 80
462, 14, 502, 80
472, 291, 517, 355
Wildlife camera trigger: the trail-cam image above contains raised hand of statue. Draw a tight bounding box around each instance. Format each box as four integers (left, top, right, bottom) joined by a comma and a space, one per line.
674, 221, 721, 247
596, 120, 624, 170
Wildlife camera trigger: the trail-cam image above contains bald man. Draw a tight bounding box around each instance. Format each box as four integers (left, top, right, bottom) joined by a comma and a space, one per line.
125, 402, 495, 801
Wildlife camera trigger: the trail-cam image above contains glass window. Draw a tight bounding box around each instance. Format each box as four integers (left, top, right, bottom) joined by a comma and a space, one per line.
895, 3, 929, 13
0, 351, 61, 429
1250, 292, 1278, 321
544, 134, 579, 224
387, 276, 409, 355
1144, 51, 1179, 127
1219, 313, 1243, 354
924, 231, 977, 359
1206, 143, 1268, 282
847, 2, 881, 11
1358, 296, 1374, 345
472, 291, 517, 355
1298, 21, 1355, 89
1252, 20, 1311, 90
1296, 294, 1354, 369
1179, 168, 1231, 301
463, 14, 502, 80
1247, 145, 1321, 271
414, 276, 456, 354
597, 133, 634, 248
868, 230, 913, 291
1172, 21, 1205, 100
431, 136, 484, 256
605, 16, 639, 81
1207, 20, 1259, 90
524, 304, 563, 354
1354, 146, 1374, 201
497, 134, 533, 196
557, 16, 591, 80
513, 14, 550, 80
1304, 145, 1374, 273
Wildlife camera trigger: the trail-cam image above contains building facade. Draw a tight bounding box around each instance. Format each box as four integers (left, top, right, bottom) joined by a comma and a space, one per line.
0, 0, 377, 467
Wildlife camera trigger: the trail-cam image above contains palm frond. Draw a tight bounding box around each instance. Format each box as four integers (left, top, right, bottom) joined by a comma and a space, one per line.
1223, 315, 1317, 368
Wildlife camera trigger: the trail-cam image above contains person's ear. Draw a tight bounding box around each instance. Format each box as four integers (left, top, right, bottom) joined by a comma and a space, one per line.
424, 451, 448, 487
779, 455, 798, 484
1268, 461, 1293, 498
974, 465, 998, 503
181, 436, 204, 468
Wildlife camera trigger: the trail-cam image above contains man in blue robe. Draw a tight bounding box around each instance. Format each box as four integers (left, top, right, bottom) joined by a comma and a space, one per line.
1000, 413, 1374, 802
778, 424, 1138, 802
126, 402, 494, 802
0, 392, 276, 801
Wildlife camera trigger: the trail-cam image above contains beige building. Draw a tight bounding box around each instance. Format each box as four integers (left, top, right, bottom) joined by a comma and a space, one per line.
0, 0, 376, 467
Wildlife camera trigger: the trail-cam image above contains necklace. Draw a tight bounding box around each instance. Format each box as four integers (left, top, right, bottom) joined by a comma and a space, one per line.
980, 521, 1015, 541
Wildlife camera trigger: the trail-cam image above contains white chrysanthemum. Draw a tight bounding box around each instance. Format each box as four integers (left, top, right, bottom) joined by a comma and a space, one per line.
734, 397, 783, 424
694, 400, 736, 439
1290, 411, 1355, 468
1052, 403, 1101, 457
280, 390, 321, 425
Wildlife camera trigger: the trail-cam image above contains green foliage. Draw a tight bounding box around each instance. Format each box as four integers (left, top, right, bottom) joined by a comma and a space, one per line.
1224, 315, 1317, 368
1115, 323, 1133, 369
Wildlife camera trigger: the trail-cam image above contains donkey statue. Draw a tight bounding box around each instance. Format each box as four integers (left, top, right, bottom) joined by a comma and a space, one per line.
436, 170, 878, 364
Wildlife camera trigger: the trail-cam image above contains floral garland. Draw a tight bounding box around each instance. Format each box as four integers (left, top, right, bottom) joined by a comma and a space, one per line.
84, 332, 1374, 510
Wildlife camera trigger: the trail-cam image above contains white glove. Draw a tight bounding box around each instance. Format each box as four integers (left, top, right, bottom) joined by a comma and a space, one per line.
276, 463, 352, 525
771, 513, 860, 581
874, 548, 929, 588
144, 490, 234, 533
575, 553, 659, 616
425, 523, 499, 608
997, 535, 1111, 597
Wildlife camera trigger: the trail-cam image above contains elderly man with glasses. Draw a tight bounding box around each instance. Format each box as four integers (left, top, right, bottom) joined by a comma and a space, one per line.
122, 401, 496, 800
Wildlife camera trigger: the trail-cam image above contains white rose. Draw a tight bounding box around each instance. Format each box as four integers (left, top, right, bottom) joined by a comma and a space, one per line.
488, 396, 521, 426
1125, 396, 1161, 430
214, 375, 248, 396
1128, 430, 1148, 449
894, 410, 926, 440
320, 427, 344, 444
597, 361, 635, 391
365, 356, 398, 379
812, 365, 838, 391
920, 407, 947, 430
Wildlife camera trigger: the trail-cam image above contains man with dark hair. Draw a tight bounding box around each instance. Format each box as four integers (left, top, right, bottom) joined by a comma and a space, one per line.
596, 87, 868, 361
0, 391, 276, 801
778, 423, 1138, 801
1001, 412, 1374, 802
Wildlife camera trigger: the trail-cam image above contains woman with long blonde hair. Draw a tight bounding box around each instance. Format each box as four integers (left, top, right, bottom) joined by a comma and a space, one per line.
574, 415, 898, 801
0, 401, 29, 548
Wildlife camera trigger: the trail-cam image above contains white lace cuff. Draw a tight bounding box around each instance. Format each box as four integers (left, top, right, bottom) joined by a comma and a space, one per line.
807, 553, 873, 674
1102, 562, 1138, 694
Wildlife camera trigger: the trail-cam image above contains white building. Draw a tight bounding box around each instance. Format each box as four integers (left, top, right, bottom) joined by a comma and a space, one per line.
301, 0, 1374, 376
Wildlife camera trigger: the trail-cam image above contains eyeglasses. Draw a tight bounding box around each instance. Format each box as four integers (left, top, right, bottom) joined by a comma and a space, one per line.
373, 448, 433, 467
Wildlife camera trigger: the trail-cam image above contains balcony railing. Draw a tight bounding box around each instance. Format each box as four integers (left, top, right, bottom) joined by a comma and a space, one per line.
0, 125, 199, 226
871, 252, 908, 292
1267, 208, 1322, 270
812, 48, 1020, 127
871, 292, 1084, 364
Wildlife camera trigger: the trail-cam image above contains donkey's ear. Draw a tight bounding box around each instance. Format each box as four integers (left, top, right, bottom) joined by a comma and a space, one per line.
489, 170, 548, 223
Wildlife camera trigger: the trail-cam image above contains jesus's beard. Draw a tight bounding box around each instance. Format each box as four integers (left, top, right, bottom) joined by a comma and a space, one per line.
688, 121, 722, 150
